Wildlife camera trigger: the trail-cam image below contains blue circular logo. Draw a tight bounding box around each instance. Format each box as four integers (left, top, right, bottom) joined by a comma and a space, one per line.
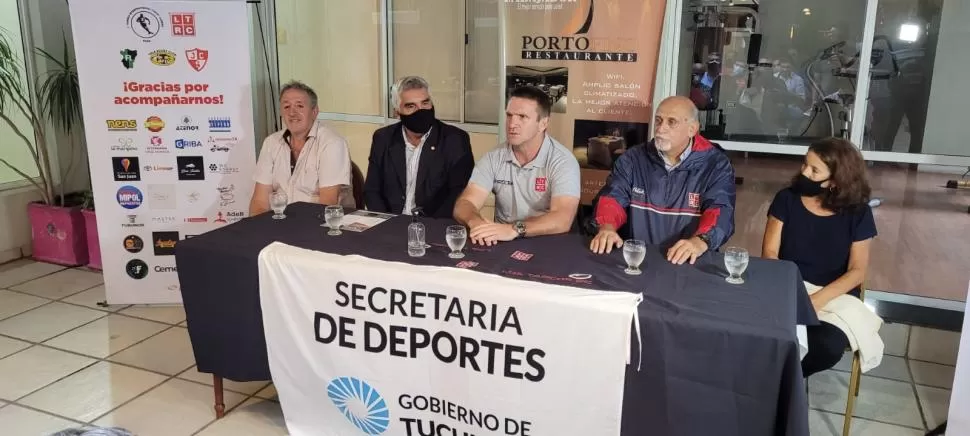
116, 185, 143, 209
327, 377, 389, 435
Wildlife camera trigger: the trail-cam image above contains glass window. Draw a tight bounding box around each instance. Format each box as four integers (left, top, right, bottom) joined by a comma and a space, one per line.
464, 0, 500, 125
0, 0, 39, 186
391, 0, 463, 121
676, 0, 866, 145
276, 0, 383, 116
863, 0, 964, 156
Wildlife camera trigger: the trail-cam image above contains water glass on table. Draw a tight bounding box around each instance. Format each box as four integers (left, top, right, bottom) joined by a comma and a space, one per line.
446, 225, 467, 259
270, 190, 288, 220
324, 205, 344, 236
623, 239, 646, 275
724, 246, 749, 284
407, 221, 426, 257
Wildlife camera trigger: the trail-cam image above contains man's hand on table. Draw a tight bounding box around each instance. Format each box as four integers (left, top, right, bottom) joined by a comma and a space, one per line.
666, 236, 709, 265
590, 225, 623, 254
469, 220, 517, 246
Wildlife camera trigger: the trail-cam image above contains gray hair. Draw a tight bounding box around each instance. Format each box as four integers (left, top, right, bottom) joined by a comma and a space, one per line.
49, 427, 134, 436
390, 76, 432, 110
280, 80, 318, 108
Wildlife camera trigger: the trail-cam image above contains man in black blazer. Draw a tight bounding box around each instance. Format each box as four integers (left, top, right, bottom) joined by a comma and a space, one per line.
364, 76, 475, 218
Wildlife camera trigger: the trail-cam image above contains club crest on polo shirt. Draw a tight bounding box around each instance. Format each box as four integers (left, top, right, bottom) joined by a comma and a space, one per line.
534, 177, 547, 193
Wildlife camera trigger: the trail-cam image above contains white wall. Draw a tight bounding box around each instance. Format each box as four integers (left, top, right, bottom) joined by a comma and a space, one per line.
921, 0, 968, 156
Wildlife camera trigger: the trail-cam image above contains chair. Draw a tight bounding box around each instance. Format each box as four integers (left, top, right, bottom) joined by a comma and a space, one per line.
351, 161, 365, 209
841, 286, 866, 436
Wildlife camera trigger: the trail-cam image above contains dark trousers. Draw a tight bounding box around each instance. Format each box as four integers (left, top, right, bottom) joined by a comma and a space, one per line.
802, 322, 849, 377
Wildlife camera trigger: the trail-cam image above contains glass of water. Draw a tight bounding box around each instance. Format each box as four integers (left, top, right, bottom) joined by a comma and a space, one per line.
724, 246, 749, 284
622, 239, 646, 275
446, 225, 467, 259
270, 190, 288, 220
324, 205, 344, 236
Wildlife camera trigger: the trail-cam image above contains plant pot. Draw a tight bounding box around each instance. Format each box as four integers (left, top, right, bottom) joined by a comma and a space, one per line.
27, 202, 88, 267
82, 209, 101, 270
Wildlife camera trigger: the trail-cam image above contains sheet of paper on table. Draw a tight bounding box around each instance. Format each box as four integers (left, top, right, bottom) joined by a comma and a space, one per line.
340, 210, 395, 232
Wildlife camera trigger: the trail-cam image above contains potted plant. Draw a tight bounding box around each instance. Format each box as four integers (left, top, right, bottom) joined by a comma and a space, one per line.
0, 27, 91, 267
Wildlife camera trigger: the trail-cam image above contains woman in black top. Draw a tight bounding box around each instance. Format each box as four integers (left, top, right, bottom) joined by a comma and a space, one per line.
762, 138, 877, 377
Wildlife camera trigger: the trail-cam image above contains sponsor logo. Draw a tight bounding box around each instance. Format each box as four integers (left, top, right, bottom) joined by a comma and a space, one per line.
122, 214, 144, 228
327, 377, 389, 435
167, 284, 180, 291
186, 191, 201, 204
687, 192, 701, 208
152, 231, 179, 255
210, 143, 230, 152
143, 164, 174, 173
170, 12, 196, 36
112, 157, 140, 181
146, 136, 169, 154
208, 136, 236, 152
520, 1, 637, 62
208, 117, 231, 132
177, 156, 205, 181
568, 273, 593, 280
127, 7, 163, 41
534, 177, 547, 193
111, 137, 138, 152
154, 265, 178, 273
510, 250, 534, 261
152, 216, 176, 225
214, 210, 245, 224
125, 259, 149, 279
120, 49, 137, 69
149, 49, 176, 66
106, 119, 137, 131
148, 184, 176, 210
116, 185, 143, 209
216, 184, 235, 207
184, 217, 207, 223
144, 116, 165, 132
123, 235, 144, 253
185, 48, 208, 72
175, 139, 203, 149
208, 163, 239, 175
176, 116, 199, 131
456, 261, 479, 269
632, 186, 645, 195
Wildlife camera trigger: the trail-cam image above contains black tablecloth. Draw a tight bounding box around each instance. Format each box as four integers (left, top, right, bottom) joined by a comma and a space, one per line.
176, 202, 817, 436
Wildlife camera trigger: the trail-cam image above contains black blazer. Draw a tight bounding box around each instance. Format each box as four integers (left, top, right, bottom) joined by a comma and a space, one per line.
363, 120, 475, 218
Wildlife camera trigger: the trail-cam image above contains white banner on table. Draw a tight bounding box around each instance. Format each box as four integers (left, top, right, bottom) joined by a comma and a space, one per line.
947, 281, 970, 434
258, 242, 642, 436
69, 0, 256, 304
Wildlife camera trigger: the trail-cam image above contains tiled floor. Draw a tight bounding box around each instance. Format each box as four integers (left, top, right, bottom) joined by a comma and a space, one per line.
0, 259, 957, 435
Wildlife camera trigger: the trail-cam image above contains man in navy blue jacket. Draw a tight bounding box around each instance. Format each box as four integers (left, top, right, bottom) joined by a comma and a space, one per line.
590, 96, 736, 265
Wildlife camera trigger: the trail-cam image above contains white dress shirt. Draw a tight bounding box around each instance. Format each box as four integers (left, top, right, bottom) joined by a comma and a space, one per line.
402, 127, 431, 215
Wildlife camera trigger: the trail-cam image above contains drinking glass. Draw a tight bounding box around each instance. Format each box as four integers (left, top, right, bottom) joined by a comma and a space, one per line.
724, 246, 749, 284
622, 239, 646, 275
407, 221, 426, 257
270, 190, 288, 220
446, 225, 467, 259
324, 205, 344, 236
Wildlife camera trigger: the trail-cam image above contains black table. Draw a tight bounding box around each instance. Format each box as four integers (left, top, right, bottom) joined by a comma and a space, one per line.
176, 202, 817, 436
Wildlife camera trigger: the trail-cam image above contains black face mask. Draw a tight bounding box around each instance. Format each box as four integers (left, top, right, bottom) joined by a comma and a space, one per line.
792, 174, 828, 196
400, 107, 435, 134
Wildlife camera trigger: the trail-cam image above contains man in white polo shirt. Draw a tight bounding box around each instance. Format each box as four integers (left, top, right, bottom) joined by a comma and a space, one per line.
453, 86, 581, 246
249, 80, 354, 215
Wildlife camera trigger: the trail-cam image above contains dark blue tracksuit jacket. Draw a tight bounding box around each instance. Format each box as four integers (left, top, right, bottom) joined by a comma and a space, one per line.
594, 134, 736, 250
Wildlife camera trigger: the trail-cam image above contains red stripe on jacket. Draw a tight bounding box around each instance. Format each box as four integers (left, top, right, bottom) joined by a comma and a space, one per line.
595, 196, 627, 229
695, 208, 720, 235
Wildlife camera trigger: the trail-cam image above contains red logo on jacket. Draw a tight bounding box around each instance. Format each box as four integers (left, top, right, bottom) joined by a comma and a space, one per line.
688, 192, 701, 208
534, 177, 547, 193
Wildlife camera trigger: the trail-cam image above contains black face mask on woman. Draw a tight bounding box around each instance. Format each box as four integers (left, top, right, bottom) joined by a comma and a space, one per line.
400, 107, 436, 134
792, 174, 828, 196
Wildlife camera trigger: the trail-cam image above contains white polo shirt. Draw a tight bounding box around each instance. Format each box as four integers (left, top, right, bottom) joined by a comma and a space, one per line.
254, 120, 354, 207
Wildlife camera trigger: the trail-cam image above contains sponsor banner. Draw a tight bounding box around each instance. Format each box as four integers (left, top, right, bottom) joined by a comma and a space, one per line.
259, 243, 641, 436
70, 0, 256, 304
502, 0, 666, 204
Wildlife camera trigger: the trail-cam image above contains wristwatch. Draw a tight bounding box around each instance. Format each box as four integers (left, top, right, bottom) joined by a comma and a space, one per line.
696, 232, 712, 247
514, 221, 527, 239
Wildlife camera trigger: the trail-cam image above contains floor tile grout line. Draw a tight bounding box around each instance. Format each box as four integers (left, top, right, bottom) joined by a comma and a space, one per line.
906, 357, 932, 430
0, 281, 107, 323
0, 298, 57, 324
0, 264, 71, 290
809, 407, 928, 432
3, 276, 104, 302
3, 400, 90, 427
